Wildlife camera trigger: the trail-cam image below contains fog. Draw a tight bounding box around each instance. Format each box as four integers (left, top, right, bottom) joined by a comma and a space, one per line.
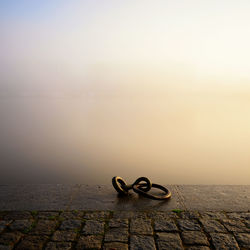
1, 1, 250, 184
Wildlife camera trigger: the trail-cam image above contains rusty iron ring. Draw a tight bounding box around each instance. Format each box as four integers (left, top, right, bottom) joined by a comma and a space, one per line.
112, 176, 171, 200
133, 182, 171, 200
112, 176, 152, 195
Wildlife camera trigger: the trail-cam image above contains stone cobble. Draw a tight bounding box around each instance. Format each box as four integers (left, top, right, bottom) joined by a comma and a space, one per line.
0, 210, 249, 249
59, 220, 82, 231
130, 218, 153, 235
156, 232, 183, 250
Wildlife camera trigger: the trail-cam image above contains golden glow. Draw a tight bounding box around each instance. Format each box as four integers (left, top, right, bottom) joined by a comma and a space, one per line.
0, 1, 250, 184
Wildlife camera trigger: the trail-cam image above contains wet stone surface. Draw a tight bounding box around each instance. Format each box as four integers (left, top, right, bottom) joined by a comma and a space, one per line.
37, 212, 59, 220
0, 222, 11, 234
179, 211, 200, 220
199, 219, 227, 233
130, 218, 153, 235
181, 231, 209, 246
15, 235, 48, 250
221, 218, 250, 233
82, 220, 105, 235
156, 232, 183, 250
130, 235, 156, 250
9, 220, 33, 231
4, 212, 32, 220
45, 242, 72, 250
51, 231, 77, 242
59, 220, 82, 231
0, 232, 22, 245
177, 219, 201, 231
29, 220, 57, 235
60, 211, 84, 220
108, 218, 128, 228
154, 218, 178, 232
200, 212, 227, 220
210, 233, 240, 249
104, 227, 128, 242
83, 211, 109, 221
0, 210, 249, 249
0, 245, 12, 250
148, 211, 178, 220
233, 232, 250, 249
104, 242, 128, 250
186, 247, 210, 250
76, 235, 103, 250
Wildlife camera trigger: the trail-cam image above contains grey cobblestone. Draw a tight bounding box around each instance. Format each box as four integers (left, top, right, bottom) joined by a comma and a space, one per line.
131, 211, 149, 220
9, 220, 33, 231
156, 232, 183, 250
0, 221, 11, 234
154, 218, 178, 232
16, 235, 48, 250
76, 235, 103, 249
244, 219, 250, 229
221, 218, 250, 233
149, 211, 178, 220
0, 245, 12, 250
130, 218, 153, 235
109, 218, 128, 228
186, 247, 210, 250
84, 211, 109, 220
45, 242, 72, 250
37, 212, 59, 220
0, 232, 22, 245
104, 242, 128, 250
181, 231, 209, 246
59, 211, 83, 220
0, 210, 249, 249
210, 233, 240, 250
51, 231, 77, 242
4, 212, 32, 220
179, 211, 200, 220
177, 219, 201, 231
199, 219, 227, 233
59, 220, 81, 231
82, 220, 105, 235
29, 220, 57, 235
200, 212, 227, 220
104, 227, 128, 242
227, 212, 250, 221
233, 232, 250, 249
130, 235, 156, 250
112, 211, 134, 219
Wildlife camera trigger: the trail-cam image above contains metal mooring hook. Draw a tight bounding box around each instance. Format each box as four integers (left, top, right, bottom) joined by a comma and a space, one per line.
112, 176, 171, 200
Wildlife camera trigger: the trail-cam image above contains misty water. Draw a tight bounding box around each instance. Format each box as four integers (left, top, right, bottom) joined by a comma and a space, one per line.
1, 1, 250, 185
1, 86, 250, 185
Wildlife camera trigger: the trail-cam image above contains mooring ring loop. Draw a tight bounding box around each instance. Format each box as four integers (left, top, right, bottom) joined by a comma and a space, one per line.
132, 177, 152, 192
133, 183, 171, 200
112, 176, 129, 195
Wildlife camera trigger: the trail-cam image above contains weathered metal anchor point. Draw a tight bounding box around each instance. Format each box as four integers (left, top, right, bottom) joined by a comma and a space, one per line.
112, 176, 171, 200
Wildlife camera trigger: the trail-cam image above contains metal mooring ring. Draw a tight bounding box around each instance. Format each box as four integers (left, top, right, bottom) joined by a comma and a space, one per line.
132, 177, 152, 192
112, 176, 128, 195
112, 176, 171, 200
112, 176, 152, 195
133, 183, 171, 200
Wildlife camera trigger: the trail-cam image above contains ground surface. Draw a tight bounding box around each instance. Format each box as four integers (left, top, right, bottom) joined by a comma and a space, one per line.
0, 185, 249, 249
0, 185, 249, 211
0, 210, 249, 250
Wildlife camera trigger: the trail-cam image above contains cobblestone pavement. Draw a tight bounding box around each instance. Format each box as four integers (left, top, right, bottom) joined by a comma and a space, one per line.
0, 210, 249, 249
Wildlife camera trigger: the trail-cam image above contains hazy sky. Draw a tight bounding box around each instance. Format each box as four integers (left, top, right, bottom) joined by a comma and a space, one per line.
1, 0, 250, 92
1, 1, 250, 184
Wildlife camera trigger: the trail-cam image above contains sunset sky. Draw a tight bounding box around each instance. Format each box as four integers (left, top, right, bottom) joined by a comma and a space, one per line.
1, 0, 250, 92
0, 1, 250, 184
